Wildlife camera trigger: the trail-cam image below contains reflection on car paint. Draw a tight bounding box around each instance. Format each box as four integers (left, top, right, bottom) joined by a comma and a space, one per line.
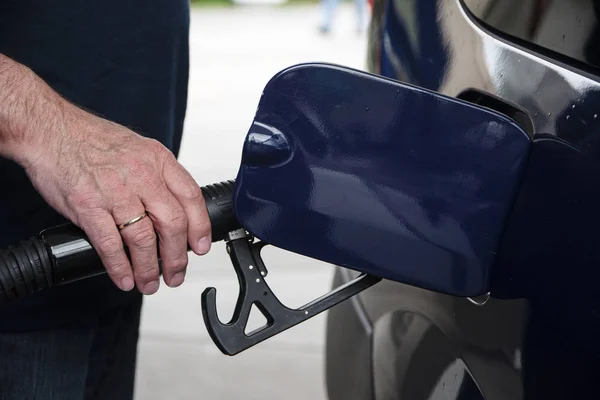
325, 0, 600, 399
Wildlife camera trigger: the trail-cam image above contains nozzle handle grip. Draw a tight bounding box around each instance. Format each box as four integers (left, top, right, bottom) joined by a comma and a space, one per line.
0, 179, 238, 303
201, 180, 238, 243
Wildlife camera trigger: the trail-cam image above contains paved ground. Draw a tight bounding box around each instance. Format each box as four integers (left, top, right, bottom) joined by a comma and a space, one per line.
134, 4, 368, 399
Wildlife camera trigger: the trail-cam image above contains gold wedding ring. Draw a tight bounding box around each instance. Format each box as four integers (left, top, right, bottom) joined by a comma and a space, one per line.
117, 212, 148, 230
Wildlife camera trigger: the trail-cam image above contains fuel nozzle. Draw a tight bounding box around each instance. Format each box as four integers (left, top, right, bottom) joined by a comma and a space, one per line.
0, 178, 381, 356
202, 229, 380, 355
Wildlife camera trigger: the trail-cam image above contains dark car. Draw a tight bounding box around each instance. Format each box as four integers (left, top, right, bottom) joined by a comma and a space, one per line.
325, 1, 600, 399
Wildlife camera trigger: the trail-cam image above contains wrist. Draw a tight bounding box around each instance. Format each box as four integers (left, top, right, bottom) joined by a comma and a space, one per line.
0, 58, 68, 169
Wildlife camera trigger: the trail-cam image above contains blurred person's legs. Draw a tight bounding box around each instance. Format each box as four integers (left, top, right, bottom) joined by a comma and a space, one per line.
355, 0, 366, 32
319, 0, 339, 33
319, 0, 367, 34
0, 294, 143, 400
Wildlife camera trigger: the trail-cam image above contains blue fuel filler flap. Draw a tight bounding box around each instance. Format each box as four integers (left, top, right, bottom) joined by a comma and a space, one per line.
232, 63, 531, 297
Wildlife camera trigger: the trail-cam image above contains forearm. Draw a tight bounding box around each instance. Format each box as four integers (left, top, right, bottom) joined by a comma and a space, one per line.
0, 53, 67, 169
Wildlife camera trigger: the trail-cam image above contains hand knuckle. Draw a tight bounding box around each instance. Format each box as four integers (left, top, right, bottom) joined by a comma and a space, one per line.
68, 191, 104, 210
106, 262, 130, 275
147, 138, 168, 156
183, 184, 203, 202
153, 210, 187, 236
96, 235, 122, 258
166, 211, 187, 232
134, 266, 159, 282
112, 198, 137, 214
130, 227, 156, 248
164, 255, 188, 272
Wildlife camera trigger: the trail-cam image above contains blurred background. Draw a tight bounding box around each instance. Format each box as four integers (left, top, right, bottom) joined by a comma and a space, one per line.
134, 1, 369, 398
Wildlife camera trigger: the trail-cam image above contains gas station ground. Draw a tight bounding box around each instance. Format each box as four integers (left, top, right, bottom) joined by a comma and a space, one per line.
134, 4, 368, 399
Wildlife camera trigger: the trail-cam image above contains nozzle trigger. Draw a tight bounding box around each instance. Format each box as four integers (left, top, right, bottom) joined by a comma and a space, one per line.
201, 229, 381, 356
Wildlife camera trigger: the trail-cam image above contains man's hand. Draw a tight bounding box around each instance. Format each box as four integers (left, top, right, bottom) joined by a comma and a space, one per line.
0, 54, 211, 294
27, 111, 212, 294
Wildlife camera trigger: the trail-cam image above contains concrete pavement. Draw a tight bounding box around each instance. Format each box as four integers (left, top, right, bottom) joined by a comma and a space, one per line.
134, 4, 368, 400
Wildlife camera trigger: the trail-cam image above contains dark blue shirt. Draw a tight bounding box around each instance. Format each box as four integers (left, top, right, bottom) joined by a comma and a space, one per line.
0, 0, 190, 330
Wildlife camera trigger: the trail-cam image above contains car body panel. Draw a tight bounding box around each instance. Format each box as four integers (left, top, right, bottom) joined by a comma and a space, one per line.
326, 1, 600, 399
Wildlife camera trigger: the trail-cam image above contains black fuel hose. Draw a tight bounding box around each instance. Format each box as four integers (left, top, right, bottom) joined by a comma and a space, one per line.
0, 180, 238, 304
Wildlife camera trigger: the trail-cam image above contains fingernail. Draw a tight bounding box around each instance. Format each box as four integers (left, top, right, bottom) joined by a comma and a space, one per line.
196, 236, 211, 255
169, 272, 185, 288
121, 276, 135, 291
142, 280, 160, 295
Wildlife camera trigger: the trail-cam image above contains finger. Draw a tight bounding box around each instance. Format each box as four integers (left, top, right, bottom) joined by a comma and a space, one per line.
140, 186, 189, 288
113, 199, 160, 295
163, 158, 212, 256
77, 209, 135, 292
